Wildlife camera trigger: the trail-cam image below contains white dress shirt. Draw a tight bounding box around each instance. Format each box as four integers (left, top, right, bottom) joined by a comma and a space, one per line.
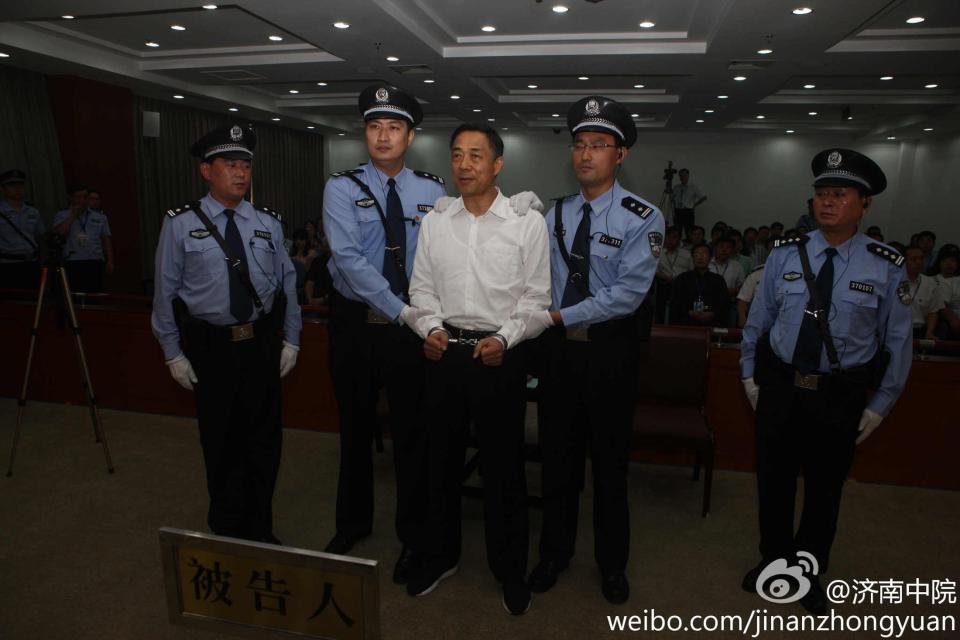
709, 257, 745, 293
936, 275, 960, 314
737, 266, 764, 303
657, 246, 693, 280
909, 274, 944, 327
672, 182, 703, 209
409, 190, 551, 348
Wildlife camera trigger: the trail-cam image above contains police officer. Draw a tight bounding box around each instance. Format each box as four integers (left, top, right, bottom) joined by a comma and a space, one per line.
0, 169, 44, 290
151, 123, 301, 543
529, 96, 664, 604
53, 184, 114, 292
740, 149, 912, 614
322, 84, 447, 579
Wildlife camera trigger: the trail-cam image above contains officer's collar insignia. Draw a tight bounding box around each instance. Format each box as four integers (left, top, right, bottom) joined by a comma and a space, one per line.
896, 281, 912, 305
190, 229, 211, 239
331, 168, 364, 177
230, 125, 243, 142
783, 271, 802, 281
355, 198, 375, 208
827, 150, 842, 168
166, 201, 200, 218
254, 229, 272, 240
621, 196, 653, 218
585, 99, 601, 116
376, 88, 389, 103
850, 281, 874, 294
418, 204, 432, 213
866, 242, 904, 267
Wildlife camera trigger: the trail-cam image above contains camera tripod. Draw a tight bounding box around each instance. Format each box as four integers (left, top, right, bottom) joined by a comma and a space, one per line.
6, 262, 114, 476
658, 160, 677, 226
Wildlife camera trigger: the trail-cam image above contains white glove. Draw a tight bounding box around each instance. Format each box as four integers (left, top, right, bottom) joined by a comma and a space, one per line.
279, 341, 299, 378
509, 191, 544, 217
856, 409, 883, 445
432, 195, 457, 213
742, 377, 759, 411
522, 309, 555, 341
399, 305, 433, 329
166, 353, 198, 391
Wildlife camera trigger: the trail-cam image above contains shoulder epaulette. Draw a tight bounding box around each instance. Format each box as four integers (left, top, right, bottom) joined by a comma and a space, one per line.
772, 235, 807, 249
867, 242, 905, 267
254, 204, 282, 222
330, 168, 364, 178
621, 197, 654, 219
165, 201, 200, 218
413, 170, 445, 185
751, 263, 766, 273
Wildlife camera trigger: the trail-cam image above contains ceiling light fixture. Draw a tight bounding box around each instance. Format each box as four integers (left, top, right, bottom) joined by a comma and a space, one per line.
269, 35, 283, 41
170, 24, 186, 31
578, 76, 589, 80
734, 76, 747, 81
552, 5, 568, 13
386, 56, 399, 62
528, 84, 538, 89
906, 16, 925, 24
634, 84, 645, 88
808, 111, 818, 116
757, 48, 773, 55
333, 22, 350, 29
228, 107, 238, 112
316, 82, 327, 86
923, 127, 933, 132
481, 25, 496, 32
288, 89, 299, 94
925, 83, 939, 89
502, 127, 509, 130
631, 113, 639, 117
423, 79, 435, 84
696, 119, 705, 123
473, 108, 482, 112
756, 115, 765, 119
272, 117, 280, 121
450, 95, 460, 99
145, 41, 160, 47
552, 113, 560, 117
639, 21, 655, 29
0, 53, 11, 58
173, 94, 184, 99
62, 15, 75, 19
887, 136, 896, 140
880, 76, 893, 81
202, 4, 218, 9
786, 129, 795, 133
804, 84, 816, 89
338, 133, 345, 136
487, 118, 495, 122
307, 125, 315, 129
792, 7, 813, 15
704, 109, 714, 113
718, 95, 728, 99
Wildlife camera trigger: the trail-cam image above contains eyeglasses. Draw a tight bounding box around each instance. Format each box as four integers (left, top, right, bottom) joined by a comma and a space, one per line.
568, 142, 619, 153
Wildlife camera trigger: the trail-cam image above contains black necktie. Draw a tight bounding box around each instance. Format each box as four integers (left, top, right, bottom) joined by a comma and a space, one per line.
792, 247, 837, 373
223, 208, 253, 323
382, 177, 407, 298
561, 202, 592, 308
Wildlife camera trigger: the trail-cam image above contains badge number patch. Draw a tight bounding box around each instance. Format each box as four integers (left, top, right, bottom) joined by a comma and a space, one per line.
599, 234, 623, 248
418, 204, 432, 213
254, 230, 272, 240
849, 281, 874, 294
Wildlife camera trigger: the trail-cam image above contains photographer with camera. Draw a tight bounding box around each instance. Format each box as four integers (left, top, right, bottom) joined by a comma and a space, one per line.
52, 184, 113, 293
0, 169, 44, 290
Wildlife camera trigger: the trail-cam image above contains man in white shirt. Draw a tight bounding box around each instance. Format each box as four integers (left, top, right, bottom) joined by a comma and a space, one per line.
709, 234, 745, 297
406, 124, 551, 615
655, 226, 692, 323
904, 246, 943, 339
671, 168, 706, 240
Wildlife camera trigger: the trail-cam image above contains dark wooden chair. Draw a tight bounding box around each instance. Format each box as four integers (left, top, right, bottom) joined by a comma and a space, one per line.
632, 324, 716, 517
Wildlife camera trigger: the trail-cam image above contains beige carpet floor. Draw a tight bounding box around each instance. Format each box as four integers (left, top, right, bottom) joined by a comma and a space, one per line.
1, 399, 958, 640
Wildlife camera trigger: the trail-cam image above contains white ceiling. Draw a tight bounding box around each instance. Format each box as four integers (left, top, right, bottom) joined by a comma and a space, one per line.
0, 0, 958, 139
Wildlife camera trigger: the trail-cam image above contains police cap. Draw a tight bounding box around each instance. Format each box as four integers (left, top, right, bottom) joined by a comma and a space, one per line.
567, 96, 637, 148
190, 124, 256, 162
811, 148, 886, 196
358, 84, 423, 127
0, 169, 27, 186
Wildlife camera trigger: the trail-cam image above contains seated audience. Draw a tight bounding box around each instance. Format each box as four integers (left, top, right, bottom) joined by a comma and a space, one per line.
655, 226, 693, 323
709, 234, 745, 298
682, 224, 705, 250
670, 243, 730, 328
904, 246, 942, 339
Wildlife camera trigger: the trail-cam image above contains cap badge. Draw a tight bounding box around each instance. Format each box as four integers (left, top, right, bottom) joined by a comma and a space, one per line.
827, 151, 842, 168
230, 126, 243, 142
375, 88, 389, 103
585, 99, 600, 117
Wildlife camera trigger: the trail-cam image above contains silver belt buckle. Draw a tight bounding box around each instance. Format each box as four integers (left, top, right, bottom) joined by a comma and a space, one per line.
366, 309, 389, 325
230, 323, 254, 342
794, 371, 820, 391
565, 326, 590, 342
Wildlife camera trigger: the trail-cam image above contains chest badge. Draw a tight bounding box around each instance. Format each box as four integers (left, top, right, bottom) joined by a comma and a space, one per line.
254, 230, 272, 240
418, 204, 432, 213
355, 198, 376, 208
599, 234, 623, 249
783, 271, 802, 281
849, 281, 874, 294
189, 229, 211, 239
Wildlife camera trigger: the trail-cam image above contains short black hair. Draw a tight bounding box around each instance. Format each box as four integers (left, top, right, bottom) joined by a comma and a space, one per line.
450, 123, 504, 158
758, 225, 769, 232
692, 242, 712, 257
679, 168, 690, 175
711, 221, 727, 234
716, 234, 735, 248
770, 221, 784, 229
744, 226, 758, 236
665, 225, 682, 237
691, 225, 705, 235
918, 230, 936, 242
866, 225, 882, 234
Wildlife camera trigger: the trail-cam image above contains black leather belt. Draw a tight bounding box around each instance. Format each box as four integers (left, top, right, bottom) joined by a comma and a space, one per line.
442, 322, 495, 347
768, 356, 869, 391
185, 313, 273, 344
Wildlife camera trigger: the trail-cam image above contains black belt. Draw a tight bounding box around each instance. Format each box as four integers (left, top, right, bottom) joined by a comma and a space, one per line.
442, 322, 495, 347
184, 312, 274, 344
767, 356, 870, 391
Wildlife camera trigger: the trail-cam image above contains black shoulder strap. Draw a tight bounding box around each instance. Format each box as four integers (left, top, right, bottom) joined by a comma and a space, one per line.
553, 197, 590, 300
796, 241, 840, 370
0, 210, 39, 256
337, 172, 410, 298
190, 202, 265, 312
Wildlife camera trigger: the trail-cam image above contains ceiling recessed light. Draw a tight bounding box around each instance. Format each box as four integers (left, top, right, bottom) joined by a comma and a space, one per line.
487, 118, 495, 122
0, 52, 10, 58
756, 115, 766, 119
271, 117, 280, 121
552, 5, 568, 13
923, 127, 933, 132
804, 84, 816, 89
450, 95, 460, 99
502, 127, 509, 130
808, 111, 818, 116
704, 109, 715, 113
906, 16, 925, 24
473, 108, 482, 112
62, 15, 75, 19
386, 56, 399, 62
552, 113, 560, 117
173, 94, 184, 99
792, 7, 813, 15
786, 129, 795, 133
757, 48, 773, 55
639, 21, 655, 29
307, 125, 315, 129
269, 35, 283, 41
634, 84, 645, 89
170, 24, 186, 31
631, 113, 639, 117
338, 133, 345, 136
228, 107, 238, 112
481, 25, 496, 32
316, 82, 327, 86
423, 79, 435, 84
880, 76, 894, 81
734, 76, 747, 81
145, 41, 160, 47
333, 21, 350, 29
718, 95, 728, 99
696, 119, 705, 123
925, 83, 939, 89
527, 84, 538, 89
288, 89, 299, 94
578, 76, 589, 80
887, 136, 896, 140
202, 4, 218, 9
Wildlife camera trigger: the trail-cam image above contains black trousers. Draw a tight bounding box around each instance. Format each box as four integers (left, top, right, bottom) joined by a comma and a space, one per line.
422, 342, 529, 582
675, 208, 695, 240
754, 366, 866, 572
327, 294, 427, 548
536, 327, 639, 574
65, 259, 104, 293
0, 261, 40, 290
182, 316, 283, 541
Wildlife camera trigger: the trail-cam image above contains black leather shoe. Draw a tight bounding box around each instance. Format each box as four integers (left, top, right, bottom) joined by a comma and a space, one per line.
324, 532, 364, 555
799, 577, 828, 615
502, 579, 532, 615
528, 559, 568, 593
601, 572, 630, 604
392, 547, 419, 585
742, 561, 769, 593
406, 558, 458, 597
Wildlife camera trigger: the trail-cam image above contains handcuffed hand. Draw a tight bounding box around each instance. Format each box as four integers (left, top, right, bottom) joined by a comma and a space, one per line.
167, 353, 198, 391
424, 330, 449, 361
474, 336, 505, 367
